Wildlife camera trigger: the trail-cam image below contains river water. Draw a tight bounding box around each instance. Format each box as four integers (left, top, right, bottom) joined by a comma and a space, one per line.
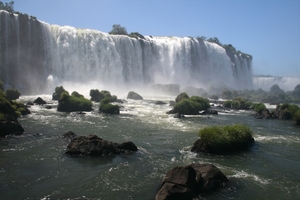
1, 95, 300, 200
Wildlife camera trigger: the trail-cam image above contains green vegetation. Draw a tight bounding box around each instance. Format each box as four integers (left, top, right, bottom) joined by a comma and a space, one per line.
52, 86, 68, 100
71, 91, 84, 98
109, 24, 145, 39
0, 91, 30, 118
252, 103, 266, 114
0, 1, 14, 12
222, 97, 252, 110
99, 97, 120, 114
294, 110, 300, 125
5, 88, 20, 100
173, 95, 210, 115
90, 89, 117, 102
57, 91, 92, 112
199, 124, 254, 154
276, 103, 300, 120
0, 80, 4, 92
175, 92, 189, 102
109, 24, 128, 35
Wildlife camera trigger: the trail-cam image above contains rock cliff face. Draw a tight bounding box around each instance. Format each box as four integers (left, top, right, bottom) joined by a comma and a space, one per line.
0, 11, 253, 94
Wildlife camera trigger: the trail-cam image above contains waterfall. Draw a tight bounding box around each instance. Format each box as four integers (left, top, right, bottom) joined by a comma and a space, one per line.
253, 76, 300, 91
0, 11, 253, 95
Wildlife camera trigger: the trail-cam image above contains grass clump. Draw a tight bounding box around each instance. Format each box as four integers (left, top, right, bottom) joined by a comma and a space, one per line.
173, 96, 210, 115
57, 91, 92, 112
99, 97, 120, 114
198, 124, 254, 154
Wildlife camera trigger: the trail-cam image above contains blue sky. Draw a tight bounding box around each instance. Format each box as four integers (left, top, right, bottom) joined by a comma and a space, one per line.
9, 0, 300, 77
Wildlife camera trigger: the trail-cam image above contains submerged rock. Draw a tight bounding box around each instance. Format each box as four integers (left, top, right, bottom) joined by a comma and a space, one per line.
156, 163, 228, 200
65, 134, 138, 156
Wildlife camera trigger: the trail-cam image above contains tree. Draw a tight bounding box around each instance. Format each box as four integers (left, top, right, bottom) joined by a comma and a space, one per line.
109, 24, 128, 35
0, 1, 14, 12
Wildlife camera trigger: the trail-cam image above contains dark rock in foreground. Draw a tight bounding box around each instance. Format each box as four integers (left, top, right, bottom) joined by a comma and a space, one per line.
156, 163, 228, 200
65, 134, 138, 156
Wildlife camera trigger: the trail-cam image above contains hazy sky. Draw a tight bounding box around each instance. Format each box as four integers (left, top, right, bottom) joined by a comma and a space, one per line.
9, 0, 300, 77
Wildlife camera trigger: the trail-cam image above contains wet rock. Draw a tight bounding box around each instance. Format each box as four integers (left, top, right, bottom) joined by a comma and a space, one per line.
156, 163, 228, 200
65, 134, 138, 156
155, 101, 167, 105
127, 91, 143, 100
33, 97, 46, 105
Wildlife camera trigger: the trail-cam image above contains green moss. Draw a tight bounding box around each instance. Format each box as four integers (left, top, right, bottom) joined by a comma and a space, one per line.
173, 96, 210, 115
52, 86, 67, 100
199, 124, 253, 154
57, 92, 92, 112
294, 110, 300, 125
252, 103, 266, 114
5, 88, 20, 100
99, 97, 119, 114
175, 92, 189, 102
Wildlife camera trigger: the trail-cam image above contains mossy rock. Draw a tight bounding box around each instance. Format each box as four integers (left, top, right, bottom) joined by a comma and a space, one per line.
52, 86, 67, 100
57, 92, 92, 112
191, 124, 254, 154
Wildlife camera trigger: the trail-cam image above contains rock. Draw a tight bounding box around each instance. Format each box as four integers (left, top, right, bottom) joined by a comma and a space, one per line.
254, 108, 272, 119
173, 113, 185, 118
0, 93, 24, 137
65, 134, 138, 156
206, 109, 218, 115
169, 101, 175, 106
189, 163, 228, 192
45, 105, 52, 109
155, 101, 167, 105
26, 101, 34, 106
127, 91, 143, 100
63, 131, 77, 140
156, 163, 228, 200
33, 97, 46, 105
191, 136, 255, 155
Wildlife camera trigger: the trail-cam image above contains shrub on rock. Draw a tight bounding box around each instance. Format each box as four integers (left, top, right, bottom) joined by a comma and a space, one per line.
191, 124, 254, 154
99, 97, 120, 114
90, 89, 105, 102
5, 88, 20, 100
52, 86, 67, 100
175, 92, 189, 103
173, 96, 210, 115
57, 92, 92, 112
0, 92, 25, 136
294, 110, 300, 125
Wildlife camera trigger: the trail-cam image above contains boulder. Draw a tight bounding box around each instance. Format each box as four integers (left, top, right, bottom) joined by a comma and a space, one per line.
65, 134, 138, 156
155, 101, 167, 105
63, 131, 77, 140
33, 97, 46, 105
127, 91, 143, 100
156, 163, 228, 200
0, 93, 24, 137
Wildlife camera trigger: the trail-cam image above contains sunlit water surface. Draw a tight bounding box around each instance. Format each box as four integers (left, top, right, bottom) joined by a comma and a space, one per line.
1, 95, 300, 200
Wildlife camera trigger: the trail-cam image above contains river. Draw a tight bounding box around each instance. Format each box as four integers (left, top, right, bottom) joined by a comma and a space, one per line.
1, 94, 300, 199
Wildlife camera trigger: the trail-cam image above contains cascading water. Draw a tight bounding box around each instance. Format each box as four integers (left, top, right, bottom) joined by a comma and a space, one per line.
0, 11, 253, 95
253, 76, 300, 91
